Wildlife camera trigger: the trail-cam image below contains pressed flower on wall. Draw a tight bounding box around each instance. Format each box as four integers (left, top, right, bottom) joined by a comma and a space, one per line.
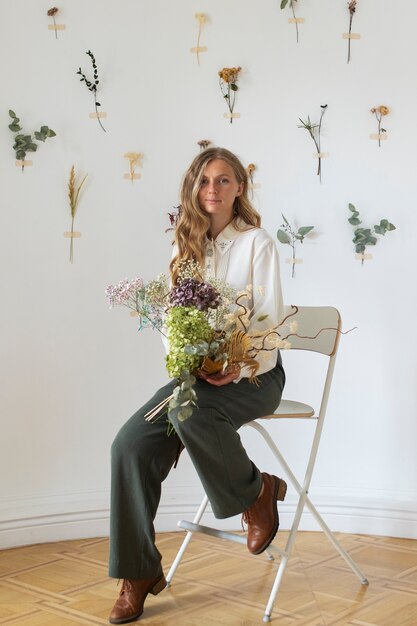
192, 13, 208, 65
77, 50, 106, 132
246, 163, 256, 185
346, 1, 357, 63
348, 203, 395, 264
277, 214, 314, 278
47, 7, 59, 39
124, 152, 143, 183
246, 163, 258, 197
218, 67, 241, 124
8, 110, 56, 172
370, 106, 389, 147
166, 206, 182, 233
298, 104, 328, 183
67, 165, 88, 263
198, 139, 211, 152
280, 0, 302, 43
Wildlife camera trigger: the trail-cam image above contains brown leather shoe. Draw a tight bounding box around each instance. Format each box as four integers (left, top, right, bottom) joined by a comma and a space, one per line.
242, 472, 287, 555
109, 575, 166, 624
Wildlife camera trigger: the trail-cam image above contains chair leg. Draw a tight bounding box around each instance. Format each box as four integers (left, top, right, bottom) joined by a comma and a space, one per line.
247, 421, 369, 583
304, 494, 369, 584
166, 494, 209, 585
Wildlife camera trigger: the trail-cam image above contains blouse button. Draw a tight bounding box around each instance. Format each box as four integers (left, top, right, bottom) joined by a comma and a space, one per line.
206, 249, 213, 257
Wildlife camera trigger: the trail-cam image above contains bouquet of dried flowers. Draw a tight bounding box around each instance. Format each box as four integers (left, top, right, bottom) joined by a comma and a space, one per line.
370, 106, 389, 147
106, 260, 295, 425
218, 67, 241, 123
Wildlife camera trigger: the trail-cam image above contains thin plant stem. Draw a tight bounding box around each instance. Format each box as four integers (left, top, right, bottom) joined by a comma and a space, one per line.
291, 243, 296, 278
291, 1, 299, 43
70, 217, 74, 263
377, 112, 381, 147
196, 23, 202, 65
94, 93, 106, 133
53, 15, 58, 40
347, 14, 353, 63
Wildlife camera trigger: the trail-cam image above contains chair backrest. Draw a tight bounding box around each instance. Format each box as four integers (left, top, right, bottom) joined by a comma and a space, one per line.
280, 305, 341, 356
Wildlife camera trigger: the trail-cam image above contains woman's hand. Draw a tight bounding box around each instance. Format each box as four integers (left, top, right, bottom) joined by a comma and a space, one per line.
198, 365, 241, 387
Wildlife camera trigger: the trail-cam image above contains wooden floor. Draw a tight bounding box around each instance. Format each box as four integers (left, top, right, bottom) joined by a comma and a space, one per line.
1, 531, 417, 625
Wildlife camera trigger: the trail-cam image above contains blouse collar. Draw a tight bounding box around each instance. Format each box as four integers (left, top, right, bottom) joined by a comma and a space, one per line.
206, 218, 254, 256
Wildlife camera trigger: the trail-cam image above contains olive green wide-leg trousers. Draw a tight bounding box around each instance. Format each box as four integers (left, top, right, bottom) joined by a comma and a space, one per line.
109, 357, 285, 579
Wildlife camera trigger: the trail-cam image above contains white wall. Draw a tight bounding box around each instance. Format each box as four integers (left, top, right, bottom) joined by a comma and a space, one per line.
1, 0, 416, 549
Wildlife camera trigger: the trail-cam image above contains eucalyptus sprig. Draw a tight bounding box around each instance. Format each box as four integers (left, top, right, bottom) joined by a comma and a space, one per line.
8, 110, 56, 172
77, 50, 106, 132
277, 213, 314, 278
67, 165, 88, 263
298, 104, 327, 182
348, 203, 396, 264
281, 0, 300, 43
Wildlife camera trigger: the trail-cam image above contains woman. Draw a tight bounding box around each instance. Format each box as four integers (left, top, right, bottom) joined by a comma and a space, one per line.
109, 147, 287, 624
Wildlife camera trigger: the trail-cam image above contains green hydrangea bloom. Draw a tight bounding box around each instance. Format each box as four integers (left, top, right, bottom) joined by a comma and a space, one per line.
165, 307, 213, 378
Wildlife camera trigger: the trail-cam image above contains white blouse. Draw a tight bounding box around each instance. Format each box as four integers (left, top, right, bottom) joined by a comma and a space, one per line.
166, 218, 285, 381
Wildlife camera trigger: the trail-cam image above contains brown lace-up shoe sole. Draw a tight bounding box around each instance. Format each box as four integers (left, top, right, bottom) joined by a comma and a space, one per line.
109, 575, 166, 624
244, 473, 287, 555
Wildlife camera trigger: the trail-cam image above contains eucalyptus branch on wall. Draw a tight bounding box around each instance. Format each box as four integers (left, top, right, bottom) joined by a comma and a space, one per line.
277, 214, 314, 278
348, 203, 396, 264
66, 165, 88, 263
8, 110, 56, 172
298, 104, 328, 183
77, 50, 106, 132
280, 0, 304, 43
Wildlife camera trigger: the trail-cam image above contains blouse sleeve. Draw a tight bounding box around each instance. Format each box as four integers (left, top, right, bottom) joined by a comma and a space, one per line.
235, 237, 284, 381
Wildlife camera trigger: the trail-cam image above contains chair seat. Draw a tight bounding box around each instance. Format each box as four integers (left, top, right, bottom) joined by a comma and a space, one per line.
262, 399, 315, 419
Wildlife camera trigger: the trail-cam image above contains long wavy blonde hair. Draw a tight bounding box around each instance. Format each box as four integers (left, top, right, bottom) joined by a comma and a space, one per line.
170, 147, 261, 284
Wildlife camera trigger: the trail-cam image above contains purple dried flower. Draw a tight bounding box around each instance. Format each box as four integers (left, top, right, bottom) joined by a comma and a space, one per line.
170, 278, 221, 311
105, 277, 144, 307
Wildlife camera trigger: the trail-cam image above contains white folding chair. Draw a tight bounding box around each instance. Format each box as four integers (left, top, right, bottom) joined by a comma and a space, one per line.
166, 305, 368, 622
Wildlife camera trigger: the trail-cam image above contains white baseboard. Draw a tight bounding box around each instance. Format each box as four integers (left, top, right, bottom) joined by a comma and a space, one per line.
1, 488, 417, 549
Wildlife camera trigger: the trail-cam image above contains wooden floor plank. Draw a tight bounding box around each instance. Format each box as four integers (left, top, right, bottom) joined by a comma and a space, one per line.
0, 531, 417, 624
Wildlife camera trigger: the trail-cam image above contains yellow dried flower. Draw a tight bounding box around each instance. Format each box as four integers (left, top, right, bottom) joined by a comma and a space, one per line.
370, 108, 376, 113
218, 67, 241, 84
195, 13, 206, 23
247, 163, 256, 173
378, 105, 390, 116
